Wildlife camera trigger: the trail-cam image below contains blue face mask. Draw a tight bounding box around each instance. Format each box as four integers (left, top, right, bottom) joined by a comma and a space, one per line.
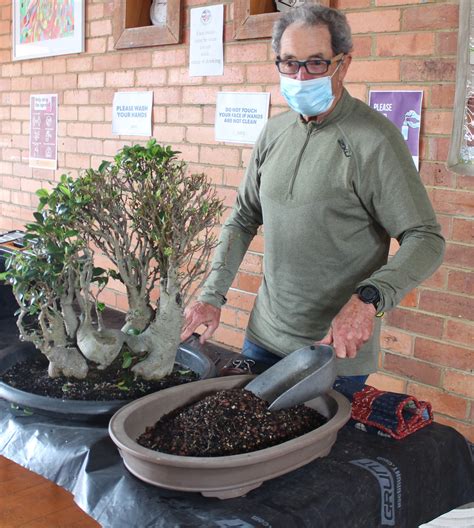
280, 65, 340, 117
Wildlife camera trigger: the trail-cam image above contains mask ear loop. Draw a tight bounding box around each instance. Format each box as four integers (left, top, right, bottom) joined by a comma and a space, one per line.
330, 58, 344, 80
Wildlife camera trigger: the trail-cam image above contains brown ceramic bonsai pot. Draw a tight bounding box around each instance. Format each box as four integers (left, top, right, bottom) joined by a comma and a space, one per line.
109, 374, 351, 499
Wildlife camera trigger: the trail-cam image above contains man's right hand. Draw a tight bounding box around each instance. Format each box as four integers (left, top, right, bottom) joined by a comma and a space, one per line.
180, 301, 221, 344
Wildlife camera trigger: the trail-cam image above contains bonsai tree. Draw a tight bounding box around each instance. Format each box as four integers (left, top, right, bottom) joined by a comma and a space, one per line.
5, 181, 91, 379
6, 141, 223, 381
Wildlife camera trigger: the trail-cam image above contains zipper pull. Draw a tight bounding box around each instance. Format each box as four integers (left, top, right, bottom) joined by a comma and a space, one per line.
338, 139, 352, 158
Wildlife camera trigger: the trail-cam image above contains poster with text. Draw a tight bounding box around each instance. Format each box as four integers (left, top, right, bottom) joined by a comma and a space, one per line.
189, 4, 224, 77
30, 94, 58, 170
112, 92, 153, 136
215, 92, 271, 144
369, 90, 423, 169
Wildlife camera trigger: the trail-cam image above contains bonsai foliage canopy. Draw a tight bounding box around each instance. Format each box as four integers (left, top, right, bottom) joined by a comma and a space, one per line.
6, 140, 224, 381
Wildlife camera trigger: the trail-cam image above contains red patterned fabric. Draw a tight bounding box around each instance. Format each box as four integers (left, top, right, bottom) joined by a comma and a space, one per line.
351, 385, 433, 440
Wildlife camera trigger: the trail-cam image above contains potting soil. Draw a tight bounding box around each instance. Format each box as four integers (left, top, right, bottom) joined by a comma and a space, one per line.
137, 388, 327, 456
0, 355, 198, 401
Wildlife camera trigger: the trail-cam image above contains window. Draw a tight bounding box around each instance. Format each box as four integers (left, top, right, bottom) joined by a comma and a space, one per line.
233, 0, 329, 41
448, 0, 474, 175
113, 0, 181, 50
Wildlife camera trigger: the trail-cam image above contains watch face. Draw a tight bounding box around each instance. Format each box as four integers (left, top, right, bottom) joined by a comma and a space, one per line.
359, 285, 379, 303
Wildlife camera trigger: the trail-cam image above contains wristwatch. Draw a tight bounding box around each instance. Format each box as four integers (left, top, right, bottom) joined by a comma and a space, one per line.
355, 285, 381, 312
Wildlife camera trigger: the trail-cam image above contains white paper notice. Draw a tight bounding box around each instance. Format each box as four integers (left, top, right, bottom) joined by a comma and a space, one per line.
189, 4, 224, 77
215, 92, 270, 144
112, 92, 153, 136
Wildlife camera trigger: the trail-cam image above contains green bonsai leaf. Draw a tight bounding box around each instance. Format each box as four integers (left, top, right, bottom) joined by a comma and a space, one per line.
24, 222, 42, 233
116, 380, 131, 391
122, 350, 133, 369
35, 188, 49, 199
29, 305, 39, 316
58, 184, 71, 198
108, 269, 123, 282
98, 160, 110, 172
33, 212, 45, 224
10, 404, 33, 416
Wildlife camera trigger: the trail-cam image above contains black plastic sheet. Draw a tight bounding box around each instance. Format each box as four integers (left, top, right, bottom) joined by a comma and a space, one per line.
1, 257, 473, 527
1, 399, 473, 528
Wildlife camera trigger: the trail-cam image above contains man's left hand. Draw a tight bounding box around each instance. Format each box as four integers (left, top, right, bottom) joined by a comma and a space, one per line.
316, 295, 376, 359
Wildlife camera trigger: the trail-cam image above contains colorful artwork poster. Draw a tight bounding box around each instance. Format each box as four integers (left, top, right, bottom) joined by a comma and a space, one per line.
20, 0, 74, 44
30, 94, 58, 170
13, 1, 84, 61
369, 91, 423, 170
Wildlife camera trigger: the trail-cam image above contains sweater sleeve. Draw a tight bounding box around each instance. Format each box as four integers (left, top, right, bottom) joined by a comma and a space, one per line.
354, 120, 445, 312
198, 143, 263, 308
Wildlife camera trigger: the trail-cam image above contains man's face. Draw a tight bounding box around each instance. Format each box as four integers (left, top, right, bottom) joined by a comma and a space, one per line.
279, 23, 351, 99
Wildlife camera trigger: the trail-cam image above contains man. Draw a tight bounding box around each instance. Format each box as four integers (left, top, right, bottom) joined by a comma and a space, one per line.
181, 5, 445, 380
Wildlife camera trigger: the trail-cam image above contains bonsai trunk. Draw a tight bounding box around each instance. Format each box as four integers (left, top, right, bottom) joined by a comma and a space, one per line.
76, 316, 125, 369
121, 289, 154, 334
39, 308, 88, 379
46, 345, 89, 379
60, 267, 79, 339
60, 297, 79, 339
131, 276, 183, 380
75, 258, 125, 369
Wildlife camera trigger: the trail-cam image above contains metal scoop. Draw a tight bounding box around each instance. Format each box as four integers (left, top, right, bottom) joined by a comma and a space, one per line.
245, 344, 336, 410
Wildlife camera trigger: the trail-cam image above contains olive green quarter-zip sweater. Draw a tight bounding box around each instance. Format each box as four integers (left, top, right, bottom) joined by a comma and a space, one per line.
200, 90, 445, 375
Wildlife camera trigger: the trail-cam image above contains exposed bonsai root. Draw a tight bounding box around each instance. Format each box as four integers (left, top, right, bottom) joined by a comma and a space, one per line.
76, 325, 125, 369
132, 354, 175, 380
124, 333, 149, 354
46, 346, 88, 379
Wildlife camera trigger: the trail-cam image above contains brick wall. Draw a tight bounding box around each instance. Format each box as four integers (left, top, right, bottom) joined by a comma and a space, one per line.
0, 0, 472, 440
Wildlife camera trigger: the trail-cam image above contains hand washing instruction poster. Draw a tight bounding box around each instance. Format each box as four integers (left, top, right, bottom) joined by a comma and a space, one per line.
29, 94, 58, 170
112, 91, 153, 136
369, 90, 423, 169
215, 92, 270, 144
189, 4, 223, 77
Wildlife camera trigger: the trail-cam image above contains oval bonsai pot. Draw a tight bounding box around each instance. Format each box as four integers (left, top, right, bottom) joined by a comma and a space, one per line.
0, 332, 216, 422
109, 375, 351, 499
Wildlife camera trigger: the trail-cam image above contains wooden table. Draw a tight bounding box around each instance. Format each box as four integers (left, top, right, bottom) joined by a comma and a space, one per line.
0, 455, 99, 528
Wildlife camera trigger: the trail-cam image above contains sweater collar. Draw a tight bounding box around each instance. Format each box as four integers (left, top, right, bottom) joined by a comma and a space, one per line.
295, 88, 354, 131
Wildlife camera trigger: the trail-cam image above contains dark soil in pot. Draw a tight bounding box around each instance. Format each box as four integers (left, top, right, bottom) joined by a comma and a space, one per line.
0, 348, 198, 402
137, 388, 327, 456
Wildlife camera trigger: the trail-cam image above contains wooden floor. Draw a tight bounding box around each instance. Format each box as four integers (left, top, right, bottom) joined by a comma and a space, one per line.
0, 455, 99, 528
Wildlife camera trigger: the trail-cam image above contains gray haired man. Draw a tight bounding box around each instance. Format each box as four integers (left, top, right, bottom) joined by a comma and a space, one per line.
181, 5, 444, 381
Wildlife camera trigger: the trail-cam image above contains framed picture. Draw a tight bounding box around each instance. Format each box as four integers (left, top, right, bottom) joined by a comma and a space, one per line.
13, 0, 85, 61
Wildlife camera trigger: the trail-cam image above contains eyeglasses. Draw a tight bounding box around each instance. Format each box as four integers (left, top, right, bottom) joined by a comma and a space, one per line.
275, 53, 344, 75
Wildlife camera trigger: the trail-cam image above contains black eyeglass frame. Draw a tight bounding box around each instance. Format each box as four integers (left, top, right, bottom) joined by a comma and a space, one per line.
275, 52, 345, 75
